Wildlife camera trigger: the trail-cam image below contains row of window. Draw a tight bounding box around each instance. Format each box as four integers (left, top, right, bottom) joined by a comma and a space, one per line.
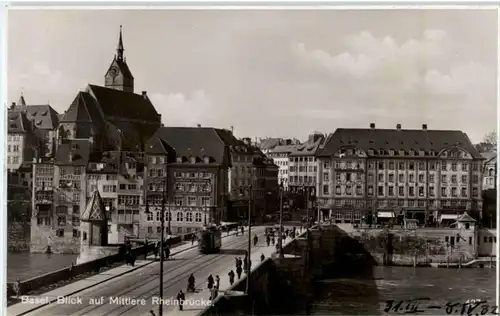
329, 172, 477, 184
324, 184, 479, 198
326, 160, 478, 172
289, 156, 317, 163
146, 195, 212, 206
146, 211, 204, 223
7, 145, 20, 153
7, 156, 20, 164
328, 199, 469, 208
7, 135, 22, 141
174, 171, 212, 179
60, 167, 82, 176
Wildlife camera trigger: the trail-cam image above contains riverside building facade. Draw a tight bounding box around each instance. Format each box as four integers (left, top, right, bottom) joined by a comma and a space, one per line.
316, 123, 484, 227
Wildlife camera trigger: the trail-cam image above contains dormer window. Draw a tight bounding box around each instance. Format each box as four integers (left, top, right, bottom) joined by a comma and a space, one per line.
203, 156, 210, 164
399, 149, 405, 156
368, 149, 374, 156
176, 157, 182, 163
389, 150, 395, 156
429, 150, 434, 156
419, 150, 425, 156
36, 120, 42, 125
190, 156, 196, 163
41, 110, 48, 116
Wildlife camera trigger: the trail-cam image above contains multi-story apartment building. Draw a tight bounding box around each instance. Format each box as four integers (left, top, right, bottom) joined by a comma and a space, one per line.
31, 139, 90, 253
266, 142, 298, 191
316, 123, 484, 226
288, 132, 326, 197
86, 151, 144, 243
481, 152, 497, 191
140, 127, 232, 238
7, 110, 37, 172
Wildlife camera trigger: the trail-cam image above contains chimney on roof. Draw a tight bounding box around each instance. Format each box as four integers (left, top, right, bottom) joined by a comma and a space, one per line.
68, 152, 73, 162
422, 124, 428, 131
230, 126, 234, 134
396, 124, 401, 131
197, 124, 201, 128
10, 102, 15, 110
141, 91, 147, 99
242, 137, 251, 146
370, 123, 376, 129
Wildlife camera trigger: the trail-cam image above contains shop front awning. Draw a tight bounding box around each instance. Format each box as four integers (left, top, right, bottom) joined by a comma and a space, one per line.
439, 214, 459, 221
377, 211, 395, 218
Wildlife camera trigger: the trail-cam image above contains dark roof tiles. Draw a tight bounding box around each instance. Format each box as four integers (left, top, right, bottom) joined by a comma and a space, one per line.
317, 128, 482, 159
87, 84, 159, 123
152, 127, 227, 164
7, 110, 32, 133
13, 105, 60, 130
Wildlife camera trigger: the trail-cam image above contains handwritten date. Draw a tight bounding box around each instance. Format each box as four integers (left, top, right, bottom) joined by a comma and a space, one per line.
384, 298, 498, 315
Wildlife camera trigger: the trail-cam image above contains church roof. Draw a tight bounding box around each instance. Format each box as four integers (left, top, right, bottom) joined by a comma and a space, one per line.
60, 91, 104, 124
87, 84, 159, 123
457, 212, 476, 222
81, 190, 107, 222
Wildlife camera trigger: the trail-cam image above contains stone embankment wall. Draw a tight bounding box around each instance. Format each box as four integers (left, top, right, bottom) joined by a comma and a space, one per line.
348, 227, 477, 265
8, 222, 30, 252
30, 219, 80, 254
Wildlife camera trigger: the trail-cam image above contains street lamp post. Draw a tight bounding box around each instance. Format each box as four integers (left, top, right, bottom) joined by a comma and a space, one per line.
145, 176, 168, 316
158, 182, 166, 316
278, 181, 284, 258
246, 185, 252, 294
239, 185, 252, 295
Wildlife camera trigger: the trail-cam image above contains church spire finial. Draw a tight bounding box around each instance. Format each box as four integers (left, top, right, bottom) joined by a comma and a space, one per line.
117, 25, 124, 61
18, 89, 26, 106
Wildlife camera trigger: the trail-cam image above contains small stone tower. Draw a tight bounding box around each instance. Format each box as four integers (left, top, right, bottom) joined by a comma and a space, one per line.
77, 190, 116, 264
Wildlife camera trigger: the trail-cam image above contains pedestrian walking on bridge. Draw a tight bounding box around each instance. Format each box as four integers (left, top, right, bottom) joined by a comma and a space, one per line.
144, 239, 149, 260
215, 275, 220, 289
236, 264, 242, 279
191, 234, 196, 245
177, 290, 185, 311
266, 234, 271, 246
207, 274, 214, 290
228, 270, 235, 285
261, 253, 265, 261
253, 234, 258, 246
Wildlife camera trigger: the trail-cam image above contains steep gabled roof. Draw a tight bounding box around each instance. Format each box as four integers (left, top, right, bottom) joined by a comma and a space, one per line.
152, 127, 227, 164
269, 145, 299, 154
258, 138, 282, 150
87, 84, 159, 123
60, 91, 104, 124
81, 190, 107, 222
7, 110, 32, 133
13, 105, 60, 130
106, 58, 134, 80
290, 136, 325, 157
457, 212, 476, 222
317, 128, 482, 159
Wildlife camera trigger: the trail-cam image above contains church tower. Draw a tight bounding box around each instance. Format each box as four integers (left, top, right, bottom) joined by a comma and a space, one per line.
104, 26, 134, 93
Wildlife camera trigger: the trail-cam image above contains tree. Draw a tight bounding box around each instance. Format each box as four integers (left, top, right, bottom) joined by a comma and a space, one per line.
483, 131, 497, 147
475, 131, 497, 153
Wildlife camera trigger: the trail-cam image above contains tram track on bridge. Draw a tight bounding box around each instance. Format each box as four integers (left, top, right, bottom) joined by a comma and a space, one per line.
59, 236, 249, 316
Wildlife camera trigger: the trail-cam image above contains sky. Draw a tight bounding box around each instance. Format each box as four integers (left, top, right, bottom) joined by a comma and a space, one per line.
7, 8, 498, 143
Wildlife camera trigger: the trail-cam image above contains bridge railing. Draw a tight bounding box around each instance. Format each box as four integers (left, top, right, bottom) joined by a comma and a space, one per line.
6, 232, 199, 299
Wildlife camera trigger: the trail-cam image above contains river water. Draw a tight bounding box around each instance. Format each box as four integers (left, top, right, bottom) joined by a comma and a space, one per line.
7, 253, 78, 282
311, 266, 497, 315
